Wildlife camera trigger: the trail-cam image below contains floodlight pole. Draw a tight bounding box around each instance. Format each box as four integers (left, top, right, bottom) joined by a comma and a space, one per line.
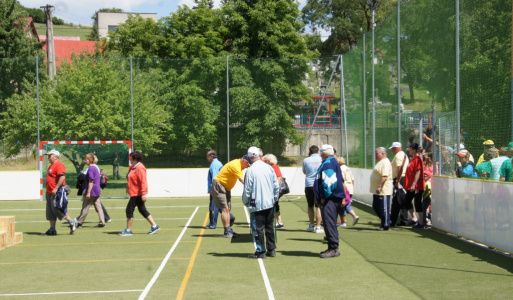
455, 0, 461, 152
371, 0, 377, 165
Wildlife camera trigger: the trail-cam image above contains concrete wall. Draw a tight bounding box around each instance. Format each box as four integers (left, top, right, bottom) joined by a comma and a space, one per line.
282, 129, 361, 157
97, 12, 158, 39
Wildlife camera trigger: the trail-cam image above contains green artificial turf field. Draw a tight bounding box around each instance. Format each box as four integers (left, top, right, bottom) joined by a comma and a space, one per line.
0, 197, 511, 299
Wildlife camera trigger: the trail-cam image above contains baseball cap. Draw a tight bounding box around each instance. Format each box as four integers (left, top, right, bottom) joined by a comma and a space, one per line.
241, 155, 251, 165
504, 142, 513, 150
483, 140, 494, 146
389, 142, 401, 149
247, 146, 260, 158
455, 149, 468, 157
320, 144, 334, 156
45, 149, 60, 157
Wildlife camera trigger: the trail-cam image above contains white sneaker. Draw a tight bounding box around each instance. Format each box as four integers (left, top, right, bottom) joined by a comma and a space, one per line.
352, 216, 360, 226
306, 224, 315, 232
315, 226, 324, 233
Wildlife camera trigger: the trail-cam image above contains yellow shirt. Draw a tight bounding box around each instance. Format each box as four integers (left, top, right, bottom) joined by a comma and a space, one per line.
214, 159, 244, 191
370, 158, 393, 196
391, 151, 409, 179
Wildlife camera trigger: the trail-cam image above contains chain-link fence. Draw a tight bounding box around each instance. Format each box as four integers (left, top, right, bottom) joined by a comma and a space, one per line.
0, 0, 511, 178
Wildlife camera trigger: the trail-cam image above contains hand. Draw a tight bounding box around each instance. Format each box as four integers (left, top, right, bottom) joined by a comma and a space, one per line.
376, 186, 381, 194
456, 162, 462, 167
320, 198, 325, 205
51, 188, 57, 195
86, 193, 91, 200
142, 195, 147, 202
410, 186, 415, 192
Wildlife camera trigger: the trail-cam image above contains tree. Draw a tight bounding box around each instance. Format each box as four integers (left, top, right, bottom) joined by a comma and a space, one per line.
193, 0, 214, 9
0, 0, 45, 125
302, 0, 398, 55
88, 8, 123, 41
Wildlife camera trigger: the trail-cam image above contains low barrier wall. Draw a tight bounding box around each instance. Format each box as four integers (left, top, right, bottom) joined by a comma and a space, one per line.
2, 168, 512, 254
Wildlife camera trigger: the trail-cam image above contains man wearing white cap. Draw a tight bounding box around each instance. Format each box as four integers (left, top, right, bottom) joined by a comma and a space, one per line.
243, 146, 280, 258
389, 142, 409, 226
314, 144, 345, 258
211, 150, 251, 238
43, 149, 77, 235
370, 147, 393, 231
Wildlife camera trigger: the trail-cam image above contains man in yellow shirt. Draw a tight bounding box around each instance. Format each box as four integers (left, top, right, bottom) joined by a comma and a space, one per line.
211, 155, 251, 238
370, 147, 393, 231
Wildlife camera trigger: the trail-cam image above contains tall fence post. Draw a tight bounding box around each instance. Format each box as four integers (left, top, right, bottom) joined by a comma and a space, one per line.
130, 57, 134, 150
36, 55, 40, 170
226, 56, 230, 161
456, 0, 461, 152
372, 4, 376, 165
397, 1, 402, 144
363, 34, 367, 168
340, 55, 349, 165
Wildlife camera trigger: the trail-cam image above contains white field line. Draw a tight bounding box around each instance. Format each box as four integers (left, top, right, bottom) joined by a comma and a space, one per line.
139, 206, 200, 300
15, 218, 191, 224
243, 207, 275, 300
0, 289, 142, 297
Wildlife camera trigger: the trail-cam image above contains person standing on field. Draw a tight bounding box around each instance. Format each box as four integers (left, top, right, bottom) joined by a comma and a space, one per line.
370, 147, 393, 231
303, 145, 324, 233
211, 154, 251, 238
205, 150, 232, 229
43, 149, 77, 235
76, 153, 106, 228
118, 151, 160, 236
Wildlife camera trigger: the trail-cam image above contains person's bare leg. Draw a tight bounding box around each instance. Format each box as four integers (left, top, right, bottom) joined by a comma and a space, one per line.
316, 207, 322, 227
127, 218, 133, 230
146, 215, 156, 226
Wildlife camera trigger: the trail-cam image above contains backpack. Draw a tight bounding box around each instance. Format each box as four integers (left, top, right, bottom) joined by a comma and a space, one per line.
100, 171, 108, 189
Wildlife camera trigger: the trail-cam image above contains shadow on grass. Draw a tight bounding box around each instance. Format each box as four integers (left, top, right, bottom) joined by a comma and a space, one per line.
279, 250, 320, 257
208, 252, 258, 258
287, 238, 324, 243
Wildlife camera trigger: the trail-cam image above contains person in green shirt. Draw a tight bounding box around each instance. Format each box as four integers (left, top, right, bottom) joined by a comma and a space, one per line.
476, 148, 498, 179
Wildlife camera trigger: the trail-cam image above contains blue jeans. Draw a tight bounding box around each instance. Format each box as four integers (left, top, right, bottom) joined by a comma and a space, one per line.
372, 195, 391, 228
208, 195, 223, 228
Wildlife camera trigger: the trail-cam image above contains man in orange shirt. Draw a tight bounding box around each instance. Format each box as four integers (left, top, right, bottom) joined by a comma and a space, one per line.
119, 151, 160, 236
43, 149, 77, 235
211, 155, 251, 238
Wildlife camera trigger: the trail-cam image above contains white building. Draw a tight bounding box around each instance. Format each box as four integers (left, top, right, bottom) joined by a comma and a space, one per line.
97, 12, 158, 39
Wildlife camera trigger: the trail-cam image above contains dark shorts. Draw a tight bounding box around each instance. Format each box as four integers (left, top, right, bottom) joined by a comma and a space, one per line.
46, 193, 67, 221
126, 196, 150, 219
305, 187, 317, 208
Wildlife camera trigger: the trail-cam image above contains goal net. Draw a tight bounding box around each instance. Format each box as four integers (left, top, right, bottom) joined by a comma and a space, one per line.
39, 141, 131, 201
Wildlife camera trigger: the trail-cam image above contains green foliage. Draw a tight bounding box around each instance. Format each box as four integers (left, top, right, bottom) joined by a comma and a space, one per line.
302, 0, 399, 55
24, 7, 45, 23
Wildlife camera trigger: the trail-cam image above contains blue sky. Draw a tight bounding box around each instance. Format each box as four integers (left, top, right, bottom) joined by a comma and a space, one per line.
18, 0, 308, 27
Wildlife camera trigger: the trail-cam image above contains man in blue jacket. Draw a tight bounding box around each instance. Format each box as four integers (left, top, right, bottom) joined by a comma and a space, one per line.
314, 144, 345, 258
243, 146, 280, 259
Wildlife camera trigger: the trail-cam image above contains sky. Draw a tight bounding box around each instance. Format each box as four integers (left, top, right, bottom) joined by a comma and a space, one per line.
18, 0, 308, 27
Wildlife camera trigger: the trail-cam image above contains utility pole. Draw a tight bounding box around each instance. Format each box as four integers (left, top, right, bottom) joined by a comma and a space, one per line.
41, 5, 56, 79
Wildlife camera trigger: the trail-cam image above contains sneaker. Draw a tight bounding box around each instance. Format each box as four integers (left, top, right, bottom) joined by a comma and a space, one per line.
314, 226, 324, 234
203, 224, 216, 229
248, 252, 266, 259
94, 224, 105, 228
106, 218, 112, 223
148, 225, 161, 234
352, 216, 360, 226
118, 228, 133, 236
377, 227, 389, 231
412, 224, 425, 230
306, 224, 315, 232
276, 223, 284, 228
69, 220, 77, 235
337, 223, 347, 227
265, 249, 276, 257
43, 229, 57, 236
320, 249, 340, 258
230, 216, 236, 227
408, 220, 418, 226
77, 223, 83, 229
224, 230, 240, 238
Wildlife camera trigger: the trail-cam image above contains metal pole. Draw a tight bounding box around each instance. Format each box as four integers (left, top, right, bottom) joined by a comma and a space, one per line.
296, 56, 341, 168
456, 0, 461, 152
130, 57, 134, 150
397, 1, 402, 144
432, 106, 437, 173
36, 55, 40, 170
372, 6, 376, 165
226, 56, 230, 161
363, 34, 367, 168
340, 55, 349, 165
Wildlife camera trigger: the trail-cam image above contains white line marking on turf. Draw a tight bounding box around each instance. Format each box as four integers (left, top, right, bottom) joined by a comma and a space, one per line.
139, 206, 200, 300
0, 289, 143, 297
243, 207, 275, 300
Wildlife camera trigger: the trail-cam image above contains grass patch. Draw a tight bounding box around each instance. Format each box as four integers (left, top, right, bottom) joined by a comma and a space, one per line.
34, 23, 93, 41
0, 197, 511, 298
